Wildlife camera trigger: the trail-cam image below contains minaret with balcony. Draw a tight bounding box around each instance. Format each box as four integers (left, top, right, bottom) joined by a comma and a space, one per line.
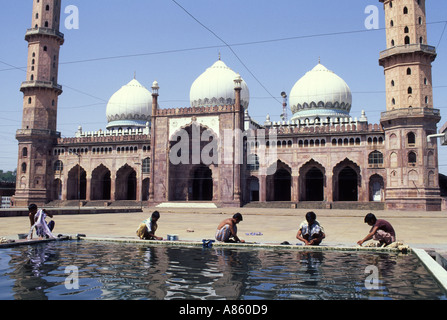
14, 0, 64, 207
379, 0, 441, 210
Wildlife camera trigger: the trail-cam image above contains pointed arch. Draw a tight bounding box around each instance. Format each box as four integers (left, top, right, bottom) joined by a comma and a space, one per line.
333, 158, 361, 201
369, 174, 384, 202
299, 159, 326, 201
169, 120, 219, 143
52, 178, 62, 201
115, 164, 137, 200
168, 122, 219, 202
248, 175, 260, 202
67, 165, 86, 200
91, 164, 111, 200
266, 160, 292, 201
142, 178, 150, 201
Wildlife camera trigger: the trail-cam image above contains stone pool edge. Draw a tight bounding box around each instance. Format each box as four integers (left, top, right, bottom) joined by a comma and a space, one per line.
0, 235, 414, 253
412, 248, 447, 292
79, 236, 407, 252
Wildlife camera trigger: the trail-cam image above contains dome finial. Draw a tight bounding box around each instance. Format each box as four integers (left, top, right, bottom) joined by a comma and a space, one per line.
318, 56, 321, 64
218, 51, 221, 61
134, 71, 136, 79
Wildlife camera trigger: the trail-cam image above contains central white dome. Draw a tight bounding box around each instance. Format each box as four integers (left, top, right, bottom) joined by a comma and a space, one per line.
106, 78, 152, 130
190, 59, 250, 109
290, 63, 352, 122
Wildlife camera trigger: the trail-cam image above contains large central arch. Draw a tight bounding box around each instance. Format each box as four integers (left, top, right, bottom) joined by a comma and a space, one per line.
168, 122, 218, 202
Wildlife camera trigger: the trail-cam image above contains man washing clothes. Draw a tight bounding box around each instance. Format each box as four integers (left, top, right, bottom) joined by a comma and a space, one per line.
215, 213, 245, 243
357, 213, 396, 247
296, 211, 325, 246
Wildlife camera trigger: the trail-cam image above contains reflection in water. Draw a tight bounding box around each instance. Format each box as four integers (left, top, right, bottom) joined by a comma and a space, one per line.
0, 241, 445, 300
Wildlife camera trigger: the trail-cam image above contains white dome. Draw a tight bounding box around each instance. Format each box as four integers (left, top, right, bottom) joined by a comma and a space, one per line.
190, 59, 249, 109
106, 79, 152, 129
289, 63, 352, 121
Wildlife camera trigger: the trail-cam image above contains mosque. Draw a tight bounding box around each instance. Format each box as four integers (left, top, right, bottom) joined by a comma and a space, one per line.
13, 0, 443, 211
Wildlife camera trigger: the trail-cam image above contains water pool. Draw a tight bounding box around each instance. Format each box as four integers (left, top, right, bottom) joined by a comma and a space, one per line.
0, 241, 445, 300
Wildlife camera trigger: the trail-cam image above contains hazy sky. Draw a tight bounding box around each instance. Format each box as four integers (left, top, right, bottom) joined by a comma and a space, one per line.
1, 0, 447, 173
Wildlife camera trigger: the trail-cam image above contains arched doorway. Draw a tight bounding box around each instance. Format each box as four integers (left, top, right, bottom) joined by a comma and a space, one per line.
53, 179, 62, 200
168, 123, 218, 202
299, 160, 326, 201
142, 178, 150, 201
190, 165, 213, 201
127, 171, 137, 200
305, 167, 324, 201
266, 161, 292, 201
91, 165, 111, 200
116, 164, 137, 200
273, 168, 291, 201
369, 174, 384, 202
67, 165, 86, 200
249, 176, 259, 202
338, 167, 358, 201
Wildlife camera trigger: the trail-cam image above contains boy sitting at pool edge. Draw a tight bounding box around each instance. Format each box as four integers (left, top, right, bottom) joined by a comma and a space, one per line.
136, 211, 163, 240
296, 211, 325, 246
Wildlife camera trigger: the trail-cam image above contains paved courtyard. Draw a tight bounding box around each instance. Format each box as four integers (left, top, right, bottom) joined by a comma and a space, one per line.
1, 207, 446, 255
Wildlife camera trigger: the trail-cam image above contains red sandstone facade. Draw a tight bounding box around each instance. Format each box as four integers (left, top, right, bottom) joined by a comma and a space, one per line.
14, 0, 442, 211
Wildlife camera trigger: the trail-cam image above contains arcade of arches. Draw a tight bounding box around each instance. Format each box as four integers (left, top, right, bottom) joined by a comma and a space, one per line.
53, 157, 383, 204
163, 123, 382, 204
53, 163, 150, 202
246, 158, 384, 203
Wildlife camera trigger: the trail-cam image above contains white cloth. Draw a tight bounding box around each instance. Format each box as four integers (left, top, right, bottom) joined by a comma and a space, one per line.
215, 224, 237, 242
144, 218, 157, 234
299, 220, 324, 239
28, 209, 55, 239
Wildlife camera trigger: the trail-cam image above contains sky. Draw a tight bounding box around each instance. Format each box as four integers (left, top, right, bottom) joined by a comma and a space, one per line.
1, 0, 447, 174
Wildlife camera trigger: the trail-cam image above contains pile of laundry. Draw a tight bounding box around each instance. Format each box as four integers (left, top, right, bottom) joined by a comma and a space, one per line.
363, 240, 410, 253
0, 237, 15, 244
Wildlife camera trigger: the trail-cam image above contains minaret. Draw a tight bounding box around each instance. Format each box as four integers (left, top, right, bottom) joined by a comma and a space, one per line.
379, 0, 436, 111
379, 0, 441, 210
148, 81, 159, 205
14, 0, 64, 207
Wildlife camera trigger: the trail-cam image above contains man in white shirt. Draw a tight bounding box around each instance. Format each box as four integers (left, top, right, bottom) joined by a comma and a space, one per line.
296, 211, 325, 246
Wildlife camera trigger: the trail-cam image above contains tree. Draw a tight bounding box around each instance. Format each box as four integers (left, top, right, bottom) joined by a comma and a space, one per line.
0, 169, 17, 183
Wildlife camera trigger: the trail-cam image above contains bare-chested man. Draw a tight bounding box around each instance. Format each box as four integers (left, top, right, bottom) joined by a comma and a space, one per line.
215, 213, 245, 243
